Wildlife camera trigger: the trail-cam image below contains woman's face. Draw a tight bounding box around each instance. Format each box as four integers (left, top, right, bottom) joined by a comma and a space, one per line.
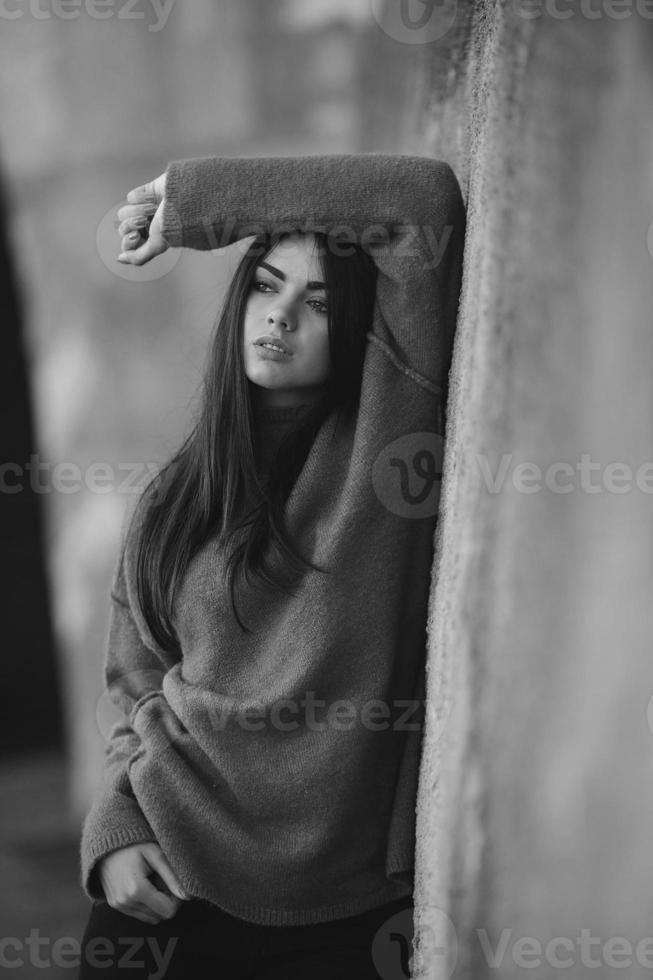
242, 233, 331, 408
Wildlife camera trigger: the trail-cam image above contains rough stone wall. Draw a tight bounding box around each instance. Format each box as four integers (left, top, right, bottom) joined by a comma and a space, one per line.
411, 5, 653, 978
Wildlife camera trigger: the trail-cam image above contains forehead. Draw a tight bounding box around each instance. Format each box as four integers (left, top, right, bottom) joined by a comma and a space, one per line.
262, 233, 323, 281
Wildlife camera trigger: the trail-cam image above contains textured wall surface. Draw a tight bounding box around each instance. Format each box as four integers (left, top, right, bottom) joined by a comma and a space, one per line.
412, 5, 653, 978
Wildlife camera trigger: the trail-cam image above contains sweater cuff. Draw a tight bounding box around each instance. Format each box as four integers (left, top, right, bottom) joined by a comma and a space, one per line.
79, 793, 157, 902
161, 159, 186, 249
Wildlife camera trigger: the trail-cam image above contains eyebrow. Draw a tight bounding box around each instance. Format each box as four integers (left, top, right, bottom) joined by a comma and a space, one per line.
258, 260, 326, 291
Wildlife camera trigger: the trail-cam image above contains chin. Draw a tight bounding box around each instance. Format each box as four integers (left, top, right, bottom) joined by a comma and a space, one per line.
246, 368, 286, 390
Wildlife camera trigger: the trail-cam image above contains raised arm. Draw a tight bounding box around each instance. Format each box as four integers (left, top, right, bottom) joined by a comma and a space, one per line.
161, 154, 460, 258
118, 154, 465, 386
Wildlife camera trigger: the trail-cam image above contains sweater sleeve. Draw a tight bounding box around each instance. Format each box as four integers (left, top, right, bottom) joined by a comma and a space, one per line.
79, 508, 175, 902
161, 154, 465, 387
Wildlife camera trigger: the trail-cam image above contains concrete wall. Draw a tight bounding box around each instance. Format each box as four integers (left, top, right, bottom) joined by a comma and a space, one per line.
411, 4, 653, 978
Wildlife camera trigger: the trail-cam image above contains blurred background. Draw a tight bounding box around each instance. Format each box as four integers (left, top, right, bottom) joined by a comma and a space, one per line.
2, 1, 653, 978
0, 0, 426, 972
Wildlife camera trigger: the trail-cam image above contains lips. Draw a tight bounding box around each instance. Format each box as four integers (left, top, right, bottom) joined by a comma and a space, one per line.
253, 335, 293, 356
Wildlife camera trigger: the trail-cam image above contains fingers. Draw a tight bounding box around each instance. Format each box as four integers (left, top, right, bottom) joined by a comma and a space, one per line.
116, 203, 158, 248
107, 895, 173, 925
125, 173, 166, 207
121, 228, 146, 252
116, 903, 163, 926
126, 180, 161, 206
118, 218, 149, 238
118, 204, 158, 251
104, 881, 173, 924
115, 172, 169, 267
116, 205, 156, 254
117, 202, 159, 224
107, 877, 179, 922
138, 878, 181, 920
117, 236, 166, 266
117, 212, 152, 237
100, 843, 183, 924
144, 848, 189, 902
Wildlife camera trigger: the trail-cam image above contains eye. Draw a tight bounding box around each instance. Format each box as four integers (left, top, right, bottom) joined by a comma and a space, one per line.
307, 298, 328, 315
253, 279, 275, 293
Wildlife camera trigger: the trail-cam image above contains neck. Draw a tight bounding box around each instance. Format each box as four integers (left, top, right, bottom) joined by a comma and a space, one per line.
255, 402, 312, 422
250, 383, 325, 412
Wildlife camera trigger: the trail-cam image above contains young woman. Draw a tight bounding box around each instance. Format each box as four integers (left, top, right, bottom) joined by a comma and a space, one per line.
78, 154, 465, 979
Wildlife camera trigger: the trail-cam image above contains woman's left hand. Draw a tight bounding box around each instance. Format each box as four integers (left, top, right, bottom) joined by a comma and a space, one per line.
116, 172, 169, 266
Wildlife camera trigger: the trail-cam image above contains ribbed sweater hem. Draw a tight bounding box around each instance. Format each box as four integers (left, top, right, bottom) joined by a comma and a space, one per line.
83, 833, 415, 926
83, 835, 414, 924
84, 828, 158, 863
168, 877, 414, 927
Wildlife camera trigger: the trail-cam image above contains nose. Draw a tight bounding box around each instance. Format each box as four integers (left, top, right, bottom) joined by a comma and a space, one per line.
266, 306, 296, 332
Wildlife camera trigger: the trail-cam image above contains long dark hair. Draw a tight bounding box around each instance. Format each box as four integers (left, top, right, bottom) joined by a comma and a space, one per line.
131, 230, 378, 645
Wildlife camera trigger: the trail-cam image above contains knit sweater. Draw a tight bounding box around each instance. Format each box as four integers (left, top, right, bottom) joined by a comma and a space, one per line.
79, 154, 465, 926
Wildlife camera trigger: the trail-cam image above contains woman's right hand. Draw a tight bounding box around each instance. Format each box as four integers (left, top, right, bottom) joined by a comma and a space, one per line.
116, 172, 169, 266
98, 841, 190, 924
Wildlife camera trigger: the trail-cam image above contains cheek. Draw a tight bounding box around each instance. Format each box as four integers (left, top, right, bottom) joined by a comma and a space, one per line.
242, 312, 258, 369
243, 302, 258, 335
306, 330, 332, 377
244, 292, 269, 326
242, 304, 264, 350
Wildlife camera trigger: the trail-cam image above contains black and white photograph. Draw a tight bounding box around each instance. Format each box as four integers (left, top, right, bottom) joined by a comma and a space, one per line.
1, 2, 652, 978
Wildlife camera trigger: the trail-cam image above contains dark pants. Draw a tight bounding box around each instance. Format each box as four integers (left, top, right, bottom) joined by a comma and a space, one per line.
77, 893, 414, 979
